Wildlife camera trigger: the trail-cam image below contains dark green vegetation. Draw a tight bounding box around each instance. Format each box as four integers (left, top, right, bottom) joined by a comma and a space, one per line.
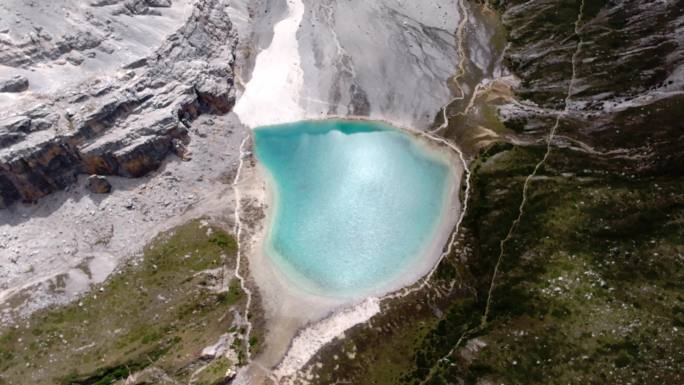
415, 145, 683, 384
0, 220, 245, 385
306, 142, 683, 385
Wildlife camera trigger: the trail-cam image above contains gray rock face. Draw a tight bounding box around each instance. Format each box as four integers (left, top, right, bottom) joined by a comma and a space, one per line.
0, 29, 103, 68
495, 0, 684, 174
297, 0, 463, 128
0, 0, 236, 208
0, 0, 193, 90
147, 0, 173, 7
0, 76, 29, 93
85, 175, 112, 194
0, 105, 59, 148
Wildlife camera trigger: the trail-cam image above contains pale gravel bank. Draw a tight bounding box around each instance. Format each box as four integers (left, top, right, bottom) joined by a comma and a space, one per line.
274, 297, 381, 379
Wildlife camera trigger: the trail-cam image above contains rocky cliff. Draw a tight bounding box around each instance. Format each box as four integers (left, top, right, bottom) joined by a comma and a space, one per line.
0, 0, 237, 208
493, 0, 684, 174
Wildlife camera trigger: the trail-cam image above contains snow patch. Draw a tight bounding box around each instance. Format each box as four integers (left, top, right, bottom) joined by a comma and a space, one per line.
233, 0, 306, 128
273, 297, 381, 379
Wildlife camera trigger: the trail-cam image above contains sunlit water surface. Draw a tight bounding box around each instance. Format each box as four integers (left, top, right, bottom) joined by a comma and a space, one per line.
254, 120, 452, 297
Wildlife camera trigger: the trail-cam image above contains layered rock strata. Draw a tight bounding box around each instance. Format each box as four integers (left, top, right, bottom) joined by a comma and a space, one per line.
0, 0, 237, 208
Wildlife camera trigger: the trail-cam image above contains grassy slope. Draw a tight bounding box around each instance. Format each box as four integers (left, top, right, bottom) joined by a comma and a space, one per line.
413, 146, 683, 385
0, 220, 245, 385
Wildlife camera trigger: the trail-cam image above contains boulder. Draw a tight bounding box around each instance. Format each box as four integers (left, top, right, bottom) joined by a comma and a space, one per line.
66, 53, 85, 66
147, 0, 172, 7
86, 175, 112, 194
115, 0, 171, 15
0, 76, 29, 93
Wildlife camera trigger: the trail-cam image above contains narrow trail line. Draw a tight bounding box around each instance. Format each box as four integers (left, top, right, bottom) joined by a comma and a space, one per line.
419, 2, 586, 383
189, 141, 255, 384
429, 0, 512, 137
232, 134, 255, 362
481, 0, 585, 325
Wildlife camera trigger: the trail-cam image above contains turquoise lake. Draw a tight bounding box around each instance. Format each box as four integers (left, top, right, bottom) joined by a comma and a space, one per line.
254, 120, 453, 297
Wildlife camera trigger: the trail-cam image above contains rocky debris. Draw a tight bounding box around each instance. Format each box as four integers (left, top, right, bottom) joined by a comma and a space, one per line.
0, 0, 189, 72
0, 76, 29, 93
0, 30, 103, 68
66, 52, 85, 66
200, 333, 233, 359
85, 175, 112, 194
0, 0, 237, 208
0, 112, 247, 327
495, 0, 684, 174
114, 0, 173, 16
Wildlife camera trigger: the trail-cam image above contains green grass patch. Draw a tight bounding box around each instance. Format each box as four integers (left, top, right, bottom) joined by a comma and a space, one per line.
0, 220, 242, 385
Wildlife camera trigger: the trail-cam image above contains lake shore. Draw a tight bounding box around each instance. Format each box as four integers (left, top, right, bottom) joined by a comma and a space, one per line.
235, 118, 464, 381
